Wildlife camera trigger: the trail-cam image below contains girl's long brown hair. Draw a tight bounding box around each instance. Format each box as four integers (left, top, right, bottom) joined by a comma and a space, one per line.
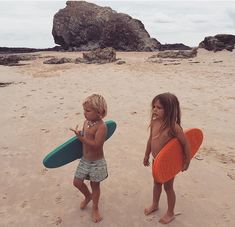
150, 92, 181, 137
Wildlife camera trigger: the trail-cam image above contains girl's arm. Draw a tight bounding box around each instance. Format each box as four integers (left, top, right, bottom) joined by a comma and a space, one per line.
143, 127, 152, 166
175, 124, 191, 171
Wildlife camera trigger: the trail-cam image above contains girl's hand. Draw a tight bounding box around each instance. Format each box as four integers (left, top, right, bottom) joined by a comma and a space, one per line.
182, 159, 190, 171
143, 155, 150, 166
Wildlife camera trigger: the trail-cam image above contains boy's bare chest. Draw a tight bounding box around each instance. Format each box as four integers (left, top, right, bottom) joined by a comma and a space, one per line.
83, 122, 98, 138
84, 127, 96, 138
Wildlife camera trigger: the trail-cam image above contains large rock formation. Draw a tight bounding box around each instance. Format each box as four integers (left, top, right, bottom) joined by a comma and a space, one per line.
52, 1, 160, 51
159, 43, 192, 51
199, 34, 235, 52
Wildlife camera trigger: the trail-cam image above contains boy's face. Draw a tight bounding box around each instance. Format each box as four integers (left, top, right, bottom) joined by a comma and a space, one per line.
83, 104, 99, 121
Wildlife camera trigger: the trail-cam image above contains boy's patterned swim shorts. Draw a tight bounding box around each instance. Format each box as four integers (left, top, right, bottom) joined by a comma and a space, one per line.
74, 157, 108, 182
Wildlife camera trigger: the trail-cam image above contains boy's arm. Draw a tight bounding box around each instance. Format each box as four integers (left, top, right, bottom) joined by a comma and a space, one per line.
77, 124, 107, 149
175, 124, 191, 171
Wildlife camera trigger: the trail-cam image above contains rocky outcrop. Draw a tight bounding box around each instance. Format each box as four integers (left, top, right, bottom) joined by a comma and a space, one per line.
83, 47, 116, 62
150, 48, 197, 59
75, 47, 116, 64
43, 57, 73, 64
52, 1, 160, 51
0, 54, 37, 66
159, 43, 192, 51
0, 46, 62, 54
199, 34, 235, 52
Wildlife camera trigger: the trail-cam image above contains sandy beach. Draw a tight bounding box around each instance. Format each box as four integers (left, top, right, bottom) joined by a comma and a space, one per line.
0, 49, 235, 227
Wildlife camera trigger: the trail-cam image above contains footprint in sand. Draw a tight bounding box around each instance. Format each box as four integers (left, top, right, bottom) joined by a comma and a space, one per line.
1, 146, 8, 150
0, 210, 6, 217
20, 200, 29, 208
55, 195, 63, 204
130, 111, 137, 115
145, 216, 157, 222
41, 128, 50, 133
227, 172, 235, 180
220, 214, 230, 223
42, 211, 50, 218
51, 216, 62, 225
41, 168, 48, 175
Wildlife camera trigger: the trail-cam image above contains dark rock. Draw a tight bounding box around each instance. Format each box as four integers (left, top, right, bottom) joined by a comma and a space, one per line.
74, 57, 87, 64
75, 47, 116, 64
0, 54, 37, 66
43, 57, 73, 64
159, 43, 192, 51
83, 47, 116, 62
0, 46, 62, 54
52, 1, 160, 51
150, 48, 197, 59
199, 34, 235, 52
0, 82, 13, 87
115, 60, 126, 65
0, 55, 20, 65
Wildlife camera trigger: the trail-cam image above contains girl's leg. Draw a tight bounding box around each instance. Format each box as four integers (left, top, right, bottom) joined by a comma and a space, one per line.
73, 177, 92, 209
159, 177, 175, 224
90, 181, 102, 223
144, 180, 162, 215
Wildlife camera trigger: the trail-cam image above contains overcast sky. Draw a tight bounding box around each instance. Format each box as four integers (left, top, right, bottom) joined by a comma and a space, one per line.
0, 0, 235, 48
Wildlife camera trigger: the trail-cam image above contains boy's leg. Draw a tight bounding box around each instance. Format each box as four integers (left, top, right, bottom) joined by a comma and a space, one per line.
90, 181, 102, 223
144, 180, 162, 215
73, 177, 92, 209
159, 177, 175, 224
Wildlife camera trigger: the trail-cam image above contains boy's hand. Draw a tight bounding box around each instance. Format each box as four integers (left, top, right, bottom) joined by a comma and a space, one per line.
70, 125, 83, 138
143, 155, 150, 167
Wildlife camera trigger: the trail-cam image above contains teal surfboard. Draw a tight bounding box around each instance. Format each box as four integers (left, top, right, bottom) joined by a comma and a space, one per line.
43, 120, 117, 168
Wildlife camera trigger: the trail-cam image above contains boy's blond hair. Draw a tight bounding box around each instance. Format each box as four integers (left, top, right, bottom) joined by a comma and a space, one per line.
83, 94, 107, 118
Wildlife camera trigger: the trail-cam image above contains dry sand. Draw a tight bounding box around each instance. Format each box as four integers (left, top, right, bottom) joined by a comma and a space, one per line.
0, 49, 235, 227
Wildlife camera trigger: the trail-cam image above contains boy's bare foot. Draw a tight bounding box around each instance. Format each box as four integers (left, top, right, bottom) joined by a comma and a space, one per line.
144, 204, 158, 215
159, 213, 175, 224
80, 196, 92, 209
92, 208, 103, 223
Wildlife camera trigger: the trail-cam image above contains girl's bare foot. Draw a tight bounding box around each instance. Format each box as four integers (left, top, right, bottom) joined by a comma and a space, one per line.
80, 195, 92, 209
92, 208, 103, 223
144, 204, 158, 215
159, 213, 175, 224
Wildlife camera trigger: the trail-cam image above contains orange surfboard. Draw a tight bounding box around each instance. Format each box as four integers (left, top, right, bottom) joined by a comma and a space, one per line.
152, 128, 203, 183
